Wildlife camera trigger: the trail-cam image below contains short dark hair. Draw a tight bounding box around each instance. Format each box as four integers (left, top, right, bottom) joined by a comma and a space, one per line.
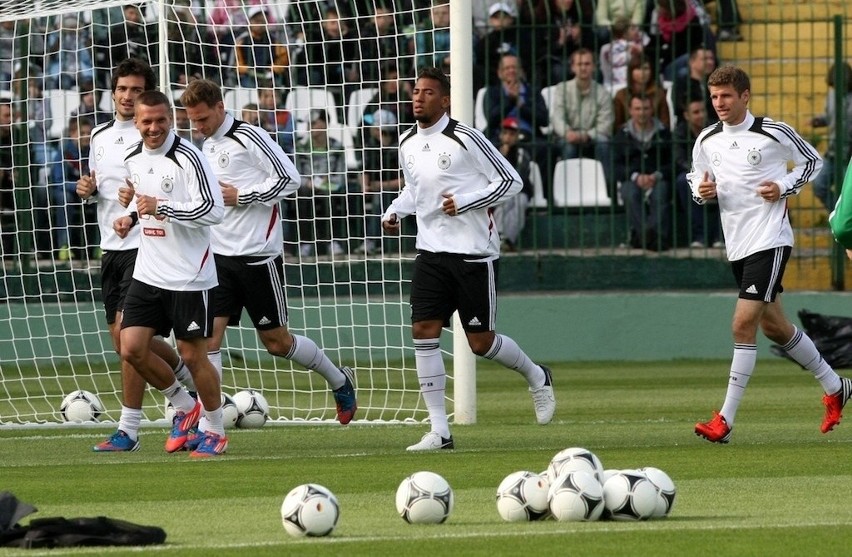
180, 79, 223, 108
708, 65, 750, 95
417, 66, 450, 96
111, 58, 157, 93
136, 90, 171, 111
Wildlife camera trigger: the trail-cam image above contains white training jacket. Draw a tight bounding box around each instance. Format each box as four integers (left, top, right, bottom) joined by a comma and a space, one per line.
123, 132, 224, 291
687, 111, 822, 262
383, 113, 522, 257
88, 118, 142, 252
202, 113, 300, 258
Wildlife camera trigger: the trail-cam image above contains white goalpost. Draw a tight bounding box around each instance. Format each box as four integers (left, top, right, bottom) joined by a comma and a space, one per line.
0, 0, 476, 426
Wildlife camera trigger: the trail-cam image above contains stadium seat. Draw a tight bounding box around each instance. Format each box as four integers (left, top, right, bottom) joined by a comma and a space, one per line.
345, 87, 378, 138
44, 89, 80, 139
223, 88, 258, 116
284, 86, 354, 168
528, 161, 547, 209
474, 87, 487, 131
552, 158, 611, 208
539, 84, 558, 137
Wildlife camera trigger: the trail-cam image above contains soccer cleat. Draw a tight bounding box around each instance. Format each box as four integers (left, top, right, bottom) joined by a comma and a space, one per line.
406, 431, 454, 452
695, 411, 732, 444
183, 427, 202, 452
333, 366, 358, 425
165, 401, 202, 453
189, 431, 228, 458
821, 377, 852, 433
93, 430, 139, 452
530, 365, 556, 425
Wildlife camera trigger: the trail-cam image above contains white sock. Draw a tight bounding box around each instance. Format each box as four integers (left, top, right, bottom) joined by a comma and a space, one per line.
204, 406, 225, 437
483, 334, 546, 389
719, 344, 757, 425
287, 334, 345, 390
782, 327, 842, 394
198, 350, 225, 434
117, 406, 142, 441
415, 338, 450, 438
160, 381, 196, 413
173, 359, 196, 392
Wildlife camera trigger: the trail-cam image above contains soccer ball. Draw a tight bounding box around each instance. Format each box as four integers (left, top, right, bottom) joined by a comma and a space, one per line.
602, 470, 658, 521
495, 471, 550, 522
640, 467, 677, 518
233, 389, 269, 428
547, 447, 604, 483
280, 483, 340, 538
396, 471, 454, 524
60, 390, 104, 422
548, 470, 605, 522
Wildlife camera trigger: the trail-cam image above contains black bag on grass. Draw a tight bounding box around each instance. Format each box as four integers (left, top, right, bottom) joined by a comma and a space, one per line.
770, 309, 852, 369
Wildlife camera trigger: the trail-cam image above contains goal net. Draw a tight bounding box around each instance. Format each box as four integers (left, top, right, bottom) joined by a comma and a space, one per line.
0, 0, 465, 426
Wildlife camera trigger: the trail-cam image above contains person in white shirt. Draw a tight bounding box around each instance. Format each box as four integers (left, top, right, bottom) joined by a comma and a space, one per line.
381, 67, 556, 452
689, 65, 851, 444
178, 79, 357, 442
114, 90, 227, 458
77, 58, 197, 453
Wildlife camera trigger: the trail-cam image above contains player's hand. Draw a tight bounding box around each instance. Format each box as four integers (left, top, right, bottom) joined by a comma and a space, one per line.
441, 193, 458, 216
76, 170, 97, 199
757, 181, 781, 202
220, 181, 238, 206
113, 216, 132, 239
846, 249, 852, 262
118, 178, 135, 208
135, 193, 162, 219
382, 213, 400, 234
697, 171, 717, 200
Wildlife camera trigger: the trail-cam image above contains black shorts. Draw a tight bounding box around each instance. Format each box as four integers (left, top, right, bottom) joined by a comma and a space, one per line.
121, 279, 215, 340
409, 251, 496, 333
731, 246, 791, 302
100, 249, 138, 325
212, 254, 288, 330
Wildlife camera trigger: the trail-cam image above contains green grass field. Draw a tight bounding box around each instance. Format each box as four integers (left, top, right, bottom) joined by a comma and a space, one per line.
2, 359, 852, 556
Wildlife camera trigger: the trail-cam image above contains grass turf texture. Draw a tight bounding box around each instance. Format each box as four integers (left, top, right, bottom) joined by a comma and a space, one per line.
2, 359, 852, 556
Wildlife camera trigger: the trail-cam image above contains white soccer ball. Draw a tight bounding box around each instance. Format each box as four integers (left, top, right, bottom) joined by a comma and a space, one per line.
280, 483, 340, 537
547, 447, 604, 483
233, 389, 269, 428
602, 470, 658, 521
640, 467, 677, 518
396, 471, 454, 524
60, 390, 104, 422
548, 470, 605, 522
495, 470, 550, 522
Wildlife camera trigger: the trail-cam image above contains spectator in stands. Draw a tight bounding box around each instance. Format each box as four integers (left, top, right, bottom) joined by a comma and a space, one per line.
232, 7, 289, 88
550, 48, 615, 195
525, 0, 597, 88
294, 110, 348, 257
241, 102, 260, 126
257, 86, 295, 155
599, 16, 647, 96
48, 117, 93, 261
111, 4, 157, 66
44, 15, 95, 90
594, 0, 647, 46
0, 20, 16, 91
25, 75, 55, 255
811, 62, 852, 212
414, 1, 452, 78
362, 62, 414, 140
612, 53, 671, 132
493, 116, 533, 252
482, 54, 549, 143
167, 0, 221, 86
358, 109, 403, 255
712, 0, 744, 42
671, 46, 717, 127
674, 97, 721, 247
613, 93, 674, 251
473, 2, 533, 92
0, 98, 15, 256
360, 4, 406, 86
293, 6, 360, 107
645, 0, 714, 82
70, 82, 111, 127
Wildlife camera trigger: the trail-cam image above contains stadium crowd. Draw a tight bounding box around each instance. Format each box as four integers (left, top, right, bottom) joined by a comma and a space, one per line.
0, 0, 759, 259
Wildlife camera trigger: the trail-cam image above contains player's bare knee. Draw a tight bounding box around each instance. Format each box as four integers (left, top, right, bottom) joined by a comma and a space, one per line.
261, 330, 293, 357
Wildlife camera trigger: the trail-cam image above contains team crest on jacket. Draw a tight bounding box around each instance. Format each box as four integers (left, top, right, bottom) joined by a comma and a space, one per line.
217, 151, 230, 168
95, 146, 104, 161
437, 153, 451, 170
161, 176, 175, 193
711, 152, 722, 166
406, 155, 415, 169
746, 149, 761, 166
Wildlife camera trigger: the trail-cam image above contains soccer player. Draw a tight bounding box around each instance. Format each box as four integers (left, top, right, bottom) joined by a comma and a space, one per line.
689, 65, 852, 443
381, 67, 555, 452
829, 157, 852, 261
177, 79, 356, 440
77, 58, 197, 453
113, 90, 227, 458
